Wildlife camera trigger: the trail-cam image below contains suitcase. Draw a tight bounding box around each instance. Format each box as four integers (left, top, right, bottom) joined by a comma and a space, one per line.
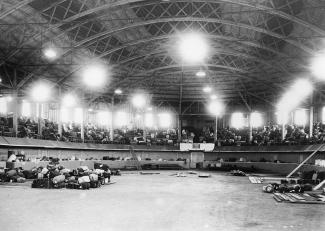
17, 177, 26, 183
32, 179, 51, 188
6, 169, 17, 177
52, 175, 65, 184
103, 172, 111, 179
90, 181, 101, 188
80, 182, 90, 190
67, 183, 79, 189
53, 182, 66, 189
78, 176, 90, 184
89, 173, 98, 182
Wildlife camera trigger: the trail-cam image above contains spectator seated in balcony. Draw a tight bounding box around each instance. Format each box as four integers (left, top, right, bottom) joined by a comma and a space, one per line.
61, 123, 81, 142
17, 117, 38, 138
42, 120, 59, 140
84, 123, 110, 144
0, 117, 10, 135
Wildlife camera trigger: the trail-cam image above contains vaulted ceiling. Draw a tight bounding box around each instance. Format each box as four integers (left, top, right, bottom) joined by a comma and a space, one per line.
0, 0, 324, 109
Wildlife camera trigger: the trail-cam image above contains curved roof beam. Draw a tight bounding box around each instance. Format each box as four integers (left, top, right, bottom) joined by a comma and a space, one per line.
115, 50, 297, 85
116, 50, 283, 77
42, 0, 325, 36
0, 0, 34, 20
3, 0, 320, 67
109, 65, 281, 92
66, 17, 312, 54
20, 32, 302, 89
97, 36, 300, 73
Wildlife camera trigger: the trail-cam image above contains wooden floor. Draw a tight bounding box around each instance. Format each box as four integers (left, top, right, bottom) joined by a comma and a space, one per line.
0, 171, 324, 231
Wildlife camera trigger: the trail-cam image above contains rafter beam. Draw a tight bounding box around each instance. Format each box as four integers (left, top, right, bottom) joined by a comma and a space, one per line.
0, 0, 34, 20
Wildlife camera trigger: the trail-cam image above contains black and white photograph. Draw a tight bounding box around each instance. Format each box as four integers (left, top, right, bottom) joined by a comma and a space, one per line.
1, 0, 325, 230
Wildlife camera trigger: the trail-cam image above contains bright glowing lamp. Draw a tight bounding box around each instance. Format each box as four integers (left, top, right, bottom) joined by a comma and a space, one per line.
250, 112, 263, 128
5, 96, 12, 102
43, 47, 57, 60
208, 100, 224, 116
115, 111, 128, 127
62, 94, 76, 107
178, 33, 208, 63
82, 64, 107, 88
276, 111, 289, 125
0, 98, 7, 114
291, 79, 313, 97
321, 106, 325, 124
196, 70, 206, 77
74, 108, 83, 124
203, 86, 212, 93
231, 112, 245, 129
294, 109, 307, 126
132, 94, 146, 108
145, 113, 154, 128
311, 54, 325, 80
22, 101, 31, 117
114, 89, 122, 94
277, 79, 313, 113
60, 108, 69, 123
97, 111, 110, 126
158, 113, 172, 128
31, 83, 51, 102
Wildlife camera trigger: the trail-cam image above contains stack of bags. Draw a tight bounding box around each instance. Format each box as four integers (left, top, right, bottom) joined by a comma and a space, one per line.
0, 167, 27, 183
31, 164, 112, 190
262, 182, 313, 193
229, 170, 246, 176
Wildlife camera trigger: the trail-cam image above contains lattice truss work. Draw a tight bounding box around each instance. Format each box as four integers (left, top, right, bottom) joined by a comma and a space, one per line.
0, 0, 325, 107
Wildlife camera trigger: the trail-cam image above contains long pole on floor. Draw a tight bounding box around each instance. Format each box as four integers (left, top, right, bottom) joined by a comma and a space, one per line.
286, 144, 324, 178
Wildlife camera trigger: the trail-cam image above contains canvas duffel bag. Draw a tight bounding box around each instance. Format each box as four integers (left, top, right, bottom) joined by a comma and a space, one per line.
89, 173, 98, 182
52, 175, 65, 184
80, 182, 90, 190
78, 175, 90, 184
41, 168, 49, 175
6, 169, 17, 177
17, 177, 26, 183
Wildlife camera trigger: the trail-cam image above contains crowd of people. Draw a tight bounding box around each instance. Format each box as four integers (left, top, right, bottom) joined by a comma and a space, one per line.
3, 115, 325, 147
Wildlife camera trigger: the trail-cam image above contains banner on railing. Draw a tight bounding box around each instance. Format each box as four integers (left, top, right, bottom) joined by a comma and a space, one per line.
180, 143, 215, 152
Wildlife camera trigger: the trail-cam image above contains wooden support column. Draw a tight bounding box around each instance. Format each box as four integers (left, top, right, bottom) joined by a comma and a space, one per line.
178, 71, 183, 142
215, 116, 218, 142
309, 106, 314, 138
309, 92, 314, 138
80, 108, 85, 143
12, 91, 18, 137
110, 96, 114, 142
58, 87, 62, 138
37, 103, 43, 137
238, 91, 252, 143
282, 123, 286, 141
248, 113, 253, 143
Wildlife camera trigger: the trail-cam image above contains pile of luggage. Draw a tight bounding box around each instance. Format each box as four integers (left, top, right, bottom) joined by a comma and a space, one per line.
31, 164, 113, 190
262, 182, 313, 193
0, 167, 28, 183
229, 170, 246, 176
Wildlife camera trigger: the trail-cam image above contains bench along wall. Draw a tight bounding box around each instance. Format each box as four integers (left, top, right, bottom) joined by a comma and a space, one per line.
0, 146, 190, 162
204, 151, 325, 164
